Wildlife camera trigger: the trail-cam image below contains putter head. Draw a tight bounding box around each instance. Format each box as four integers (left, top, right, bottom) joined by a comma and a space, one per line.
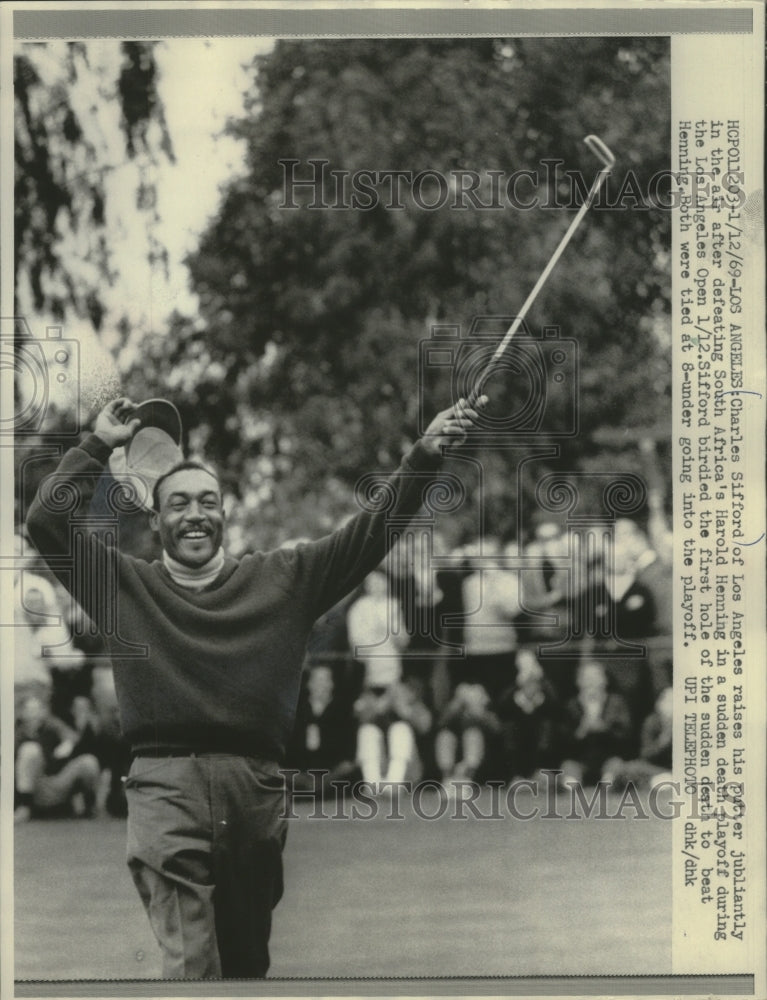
584, 134, 616, 170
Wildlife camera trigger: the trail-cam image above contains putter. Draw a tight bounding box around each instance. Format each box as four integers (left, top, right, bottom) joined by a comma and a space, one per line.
467, 134, 616, 407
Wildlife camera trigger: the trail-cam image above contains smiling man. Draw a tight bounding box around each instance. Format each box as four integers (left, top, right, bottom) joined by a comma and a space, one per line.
26, 394, 485, 981
151, 461, 227, 578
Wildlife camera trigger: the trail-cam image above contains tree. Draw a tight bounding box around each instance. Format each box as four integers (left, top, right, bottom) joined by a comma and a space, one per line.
14, 40, 174, 333
14, 41, 176, 530
123, 37, 672, 548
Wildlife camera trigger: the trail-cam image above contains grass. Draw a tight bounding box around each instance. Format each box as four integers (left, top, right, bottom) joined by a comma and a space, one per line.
15, 785, 671, 983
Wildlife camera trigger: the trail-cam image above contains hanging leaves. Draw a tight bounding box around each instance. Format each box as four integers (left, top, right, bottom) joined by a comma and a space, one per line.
14, 41, 174, 326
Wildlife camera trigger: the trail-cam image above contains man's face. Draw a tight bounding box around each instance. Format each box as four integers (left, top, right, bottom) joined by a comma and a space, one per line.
151, 468, 225, 567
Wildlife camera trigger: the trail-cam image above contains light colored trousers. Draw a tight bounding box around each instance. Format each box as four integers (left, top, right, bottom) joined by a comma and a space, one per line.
125, 754, 287, 980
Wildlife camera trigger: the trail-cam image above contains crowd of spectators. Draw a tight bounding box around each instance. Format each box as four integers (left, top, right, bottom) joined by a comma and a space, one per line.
288, 517, 673, 797
13, 535, 130, 823
13, 514, 673, 822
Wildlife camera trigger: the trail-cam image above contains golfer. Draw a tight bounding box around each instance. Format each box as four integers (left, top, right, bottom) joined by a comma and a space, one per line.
26, 394, 486, 980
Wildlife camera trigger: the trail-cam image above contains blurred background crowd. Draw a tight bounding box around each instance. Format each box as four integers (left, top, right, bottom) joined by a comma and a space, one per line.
14, 505, 673, 822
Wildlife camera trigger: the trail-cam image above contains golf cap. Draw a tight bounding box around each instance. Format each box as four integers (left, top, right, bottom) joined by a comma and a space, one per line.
129, 398, 183, 445
109, 398, 184, 509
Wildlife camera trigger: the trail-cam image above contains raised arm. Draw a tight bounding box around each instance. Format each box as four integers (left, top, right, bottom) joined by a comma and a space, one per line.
298, 397, 487, 617
26, 398, 140, 615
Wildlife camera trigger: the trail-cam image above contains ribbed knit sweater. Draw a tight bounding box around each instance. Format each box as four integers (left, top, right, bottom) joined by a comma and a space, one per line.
26, 433, 442, 760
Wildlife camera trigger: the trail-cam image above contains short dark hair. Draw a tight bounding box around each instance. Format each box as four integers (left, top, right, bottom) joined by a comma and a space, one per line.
152, 460, 221, 512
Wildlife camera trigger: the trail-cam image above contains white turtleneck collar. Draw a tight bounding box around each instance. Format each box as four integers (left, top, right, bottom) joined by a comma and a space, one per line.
162, 547, 226, 590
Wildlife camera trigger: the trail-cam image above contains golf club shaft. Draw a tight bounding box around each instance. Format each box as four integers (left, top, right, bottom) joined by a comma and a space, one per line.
466, 138, 614, 408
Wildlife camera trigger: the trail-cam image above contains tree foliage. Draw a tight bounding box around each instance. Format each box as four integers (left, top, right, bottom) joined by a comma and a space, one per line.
14, 40, 174, 331
128, 37, 669, 547
14, 41, 176, 531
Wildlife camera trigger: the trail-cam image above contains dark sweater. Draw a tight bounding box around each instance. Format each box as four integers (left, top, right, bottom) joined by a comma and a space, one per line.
27, 433, 441, 760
